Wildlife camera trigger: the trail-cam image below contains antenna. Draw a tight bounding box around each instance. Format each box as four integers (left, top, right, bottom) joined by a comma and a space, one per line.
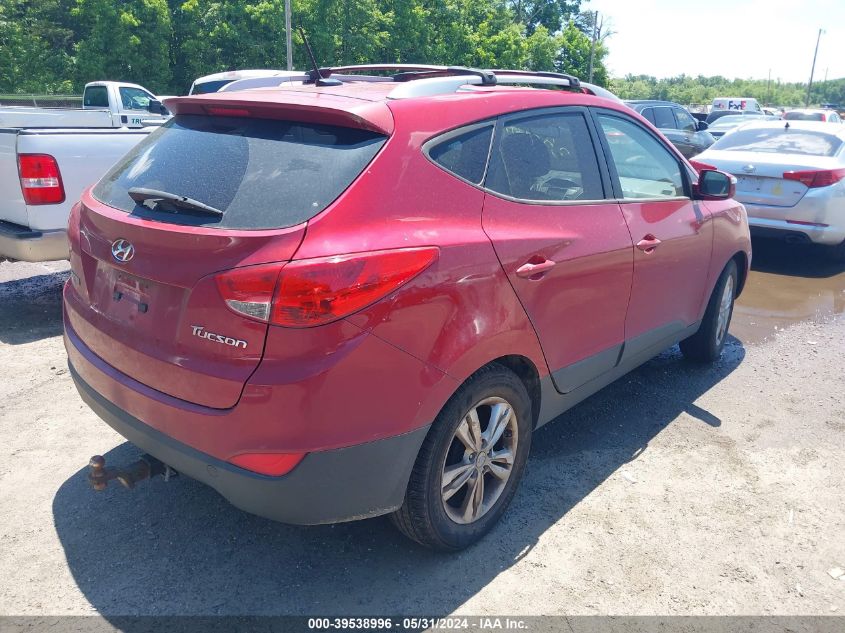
298, 27, 342, 87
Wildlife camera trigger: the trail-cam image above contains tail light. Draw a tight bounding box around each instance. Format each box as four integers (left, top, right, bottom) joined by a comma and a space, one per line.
215, 247, 439, 327
228, 452, 306, 476
18, 154, 65, 204
783, 168, 845, 188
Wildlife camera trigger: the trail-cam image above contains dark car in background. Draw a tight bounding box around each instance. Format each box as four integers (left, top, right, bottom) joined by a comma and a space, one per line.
625, 100, 715, 158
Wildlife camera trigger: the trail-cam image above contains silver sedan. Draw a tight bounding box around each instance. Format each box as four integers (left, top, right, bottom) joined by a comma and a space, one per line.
695, 120, 845, 259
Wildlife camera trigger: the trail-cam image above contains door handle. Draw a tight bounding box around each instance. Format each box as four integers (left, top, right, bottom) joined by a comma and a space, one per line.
516, 258, 556, 279
636, 235, 662, 253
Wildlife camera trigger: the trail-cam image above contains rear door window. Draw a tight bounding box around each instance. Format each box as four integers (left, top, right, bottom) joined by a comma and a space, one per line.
93, 115, 387, 229
485, 110, 605, 202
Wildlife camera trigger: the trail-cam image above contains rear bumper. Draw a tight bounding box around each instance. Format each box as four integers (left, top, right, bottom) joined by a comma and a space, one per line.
747, 215, 845, 245
0, 221, 68, 261
70, 362, 430, 525
743, 198, 845, 246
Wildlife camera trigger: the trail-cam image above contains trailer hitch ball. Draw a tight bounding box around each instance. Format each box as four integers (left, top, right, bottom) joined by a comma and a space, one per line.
88, 454, 171, 491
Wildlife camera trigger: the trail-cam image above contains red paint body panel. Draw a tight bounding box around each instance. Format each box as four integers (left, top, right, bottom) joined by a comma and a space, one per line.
621, 199, 714, 340
166, 89, 396, 135
64, 81, 751, 501
68, 188, 306, 408
66, 301, 457, 457
482, 196, 633, 373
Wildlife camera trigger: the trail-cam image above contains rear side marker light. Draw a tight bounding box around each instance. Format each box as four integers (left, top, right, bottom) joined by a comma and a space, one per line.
18, 154, 65, 205
228, 452, 306, 476
215, 247, 439, 327
783, 168, 845, 188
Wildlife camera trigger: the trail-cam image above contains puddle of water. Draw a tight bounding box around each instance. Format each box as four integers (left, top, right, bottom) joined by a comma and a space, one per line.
731, 239, 845, 344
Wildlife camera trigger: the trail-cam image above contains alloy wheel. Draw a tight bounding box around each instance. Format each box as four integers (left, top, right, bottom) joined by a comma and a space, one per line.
440, 396, 519, 525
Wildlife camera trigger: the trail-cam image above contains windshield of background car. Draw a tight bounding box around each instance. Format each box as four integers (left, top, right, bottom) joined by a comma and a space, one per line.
190, 80, 234, 95
93, 115, 387, 229
711, 127, 843, 157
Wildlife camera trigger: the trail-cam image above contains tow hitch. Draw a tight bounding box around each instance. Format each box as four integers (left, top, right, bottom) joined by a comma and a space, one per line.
87, 454, 175, 491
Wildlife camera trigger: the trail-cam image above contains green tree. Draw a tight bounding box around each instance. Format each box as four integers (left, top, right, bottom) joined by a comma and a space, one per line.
555, 19, 606, 84
72, 0, 172, 93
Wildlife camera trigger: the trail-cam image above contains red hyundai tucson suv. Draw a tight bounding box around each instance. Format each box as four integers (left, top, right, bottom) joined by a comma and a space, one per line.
64, 66, 751, 550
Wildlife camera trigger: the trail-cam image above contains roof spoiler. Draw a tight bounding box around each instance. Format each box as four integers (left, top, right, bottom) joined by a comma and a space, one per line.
163, 93, 395, 135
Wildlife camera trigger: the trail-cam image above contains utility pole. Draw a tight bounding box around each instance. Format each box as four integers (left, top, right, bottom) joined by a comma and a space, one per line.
285, 0, 292, 71
588, 11, 599, 84
766, 68, 771, 105
805, 28, 823, 107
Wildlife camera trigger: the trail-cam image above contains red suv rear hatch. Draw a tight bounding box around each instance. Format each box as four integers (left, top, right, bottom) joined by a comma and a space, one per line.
66, 96, 390, 409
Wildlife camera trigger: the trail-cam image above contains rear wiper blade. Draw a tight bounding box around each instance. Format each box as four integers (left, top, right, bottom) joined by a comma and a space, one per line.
128, 187, 224, 217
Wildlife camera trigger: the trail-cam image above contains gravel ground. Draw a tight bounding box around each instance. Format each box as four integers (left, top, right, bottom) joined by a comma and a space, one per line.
0, 254, 843, 618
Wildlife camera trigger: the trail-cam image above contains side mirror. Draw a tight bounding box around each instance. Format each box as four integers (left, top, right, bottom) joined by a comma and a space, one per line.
147, 99, 167, 115
697, 120, 709, 131
695, 169, 735, 200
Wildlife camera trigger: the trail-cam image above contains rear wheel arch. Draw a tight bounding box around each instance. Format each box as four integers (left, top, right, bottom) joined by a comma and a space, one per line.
487, 355, 542, 429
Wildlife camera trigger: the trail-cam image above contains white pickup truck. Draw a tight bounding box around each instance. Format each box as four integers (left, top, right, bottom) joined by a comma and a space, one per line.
0, 81, 167, 261
0, 81, 170, 129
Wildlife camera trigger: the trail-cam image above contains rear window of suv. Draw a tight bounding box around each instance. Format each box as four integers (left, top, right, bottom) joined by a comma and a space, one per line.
93, 115, 387, 230
712, 127, 842, 157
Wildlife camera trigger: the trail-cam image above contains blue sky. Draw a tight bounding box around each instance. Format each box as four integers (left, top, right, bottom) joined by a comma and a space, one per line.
588, 0, 845, 82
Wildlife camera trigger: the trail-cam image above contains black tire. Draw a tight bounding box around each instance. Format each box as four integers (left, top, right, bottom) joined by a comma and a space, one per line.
680, 260, 738, 363
391, 364, 532, 551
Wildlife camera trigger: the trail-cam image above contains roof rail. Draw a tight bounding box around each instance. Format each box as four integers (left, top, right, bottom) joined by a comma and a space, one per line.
328, 64, 496, 85
493, 69, 580, 88
215, 64, 618, 103
387, 69, 584, 100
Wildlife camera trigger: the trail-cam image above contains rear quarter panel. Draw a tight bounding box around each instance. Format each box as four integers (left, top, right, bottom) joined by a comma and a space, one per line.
295, 99, 550, 422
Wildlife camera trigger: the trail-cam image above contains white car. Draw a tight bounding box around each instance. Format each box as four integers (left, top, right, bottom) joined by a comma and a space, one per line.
189, 70, 301, 95
696, 120, 845, 259
782, 108, 842, 123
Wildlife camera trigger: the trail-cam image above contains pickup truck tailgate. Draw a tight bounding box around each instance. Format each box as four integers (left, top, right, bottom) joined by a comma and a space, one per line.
15, 128, 151, 231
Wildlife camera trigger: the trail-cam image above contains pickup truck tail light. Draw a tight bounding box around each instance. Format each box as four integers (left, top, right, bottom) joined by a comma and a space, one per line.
783, 168, 845, 188
215, 247, 439, 327
18, 154, 65, 205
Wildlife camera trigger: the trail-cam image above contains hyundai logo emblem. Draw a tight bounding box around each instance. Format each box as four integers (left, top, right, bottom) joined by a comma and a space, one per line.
111, 239, 135, 263
742, 164, 756, 173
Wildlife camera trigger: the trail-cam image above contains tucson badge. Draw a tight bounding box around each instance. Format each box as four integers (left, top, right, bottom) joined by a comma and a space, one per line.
190, 325, 247, 349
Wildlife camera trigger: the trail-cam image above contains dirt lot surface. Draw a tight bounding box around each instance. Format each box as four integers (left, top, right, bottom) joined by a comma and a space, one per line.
0, 240, 843, 618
